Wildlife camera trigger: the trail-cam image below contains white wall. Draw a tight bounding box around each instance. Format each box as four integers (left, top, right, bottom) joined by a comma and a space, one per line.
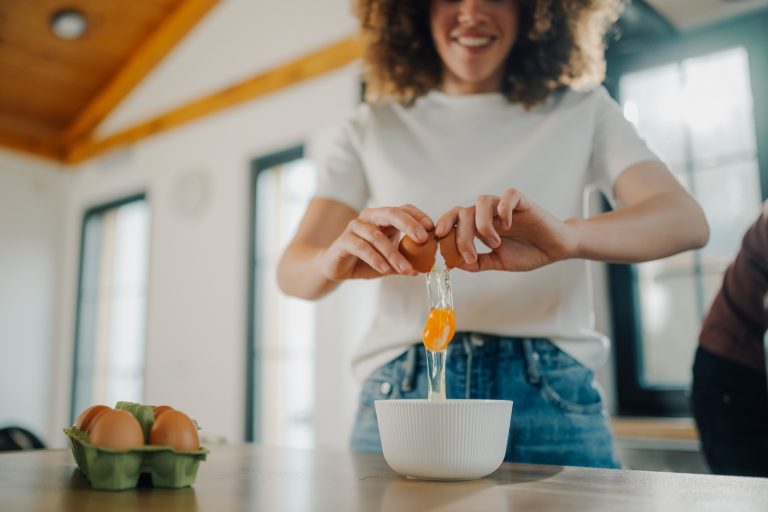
97, 0, 358, 138
46, 65, 365, 448
0, 151, 70, 442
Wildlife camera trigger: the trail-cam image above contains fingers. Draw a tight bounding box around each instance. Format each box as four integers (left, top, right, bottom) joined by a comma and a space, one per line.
399, 203, 435, 232
337, 224, 393, 275
435, 207, 460, 238
497, 188, 525, 231
437, 189, 529, 271
328, 204, 437, 279
456, 207, 477, 264
475, 195, 501, 248
359, 206, 430, 244
459, 252, 505, 272
349, 220, 416, 275
439, 194, 501, 266
439, 200, 497, 266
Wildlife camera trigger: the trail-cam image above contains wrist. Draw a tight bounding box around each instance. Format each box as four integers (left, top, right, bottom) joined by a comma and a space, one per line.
563, 217, 584, 260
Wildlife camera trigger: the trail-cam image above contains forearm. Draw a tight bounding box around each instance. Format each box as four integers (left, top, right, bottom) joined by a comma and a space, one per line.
568, 191, 709, 263
277, 244, 340, 300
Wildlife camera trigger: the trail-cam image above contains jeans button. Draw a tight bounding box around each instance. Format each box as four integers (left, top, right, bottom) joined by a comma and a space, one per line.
380, 382, 392, 396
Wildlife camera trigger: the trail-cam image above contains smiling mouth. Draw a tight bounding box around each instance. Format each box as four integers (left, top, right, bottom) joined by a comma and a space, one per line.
454, 35, 496, 49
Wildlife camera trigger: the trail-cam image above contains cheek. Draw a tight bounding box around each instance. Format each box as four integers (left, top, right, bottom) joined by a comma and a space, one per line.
496, 13, 519, 54
429, 14, 452, 50
493, 1, 520, 42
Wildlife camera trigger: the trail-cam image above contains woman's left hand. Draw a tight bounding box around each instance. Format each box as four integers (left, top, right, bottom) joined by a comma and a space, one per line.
435, 188, 580, 272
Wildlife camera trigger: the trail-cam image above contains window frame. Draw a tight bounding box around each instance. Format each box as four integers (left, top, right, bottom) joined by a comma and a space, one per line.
605, 11, 768, 416
69, 193, 148, 424
246, 145, 305, 443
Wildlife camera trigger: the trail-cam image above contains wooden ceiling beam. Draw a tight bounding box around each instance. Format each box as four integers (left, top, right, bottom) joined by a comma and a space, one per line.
62, 0, 220, 145
0, 130, 65, 162
65, 36, 362, 165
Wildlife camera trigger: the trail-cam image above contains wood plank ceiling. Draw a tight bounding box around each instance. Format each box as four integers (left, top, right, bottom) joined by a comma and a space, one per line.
0, 0, 218, 162
8, 1, 761, 166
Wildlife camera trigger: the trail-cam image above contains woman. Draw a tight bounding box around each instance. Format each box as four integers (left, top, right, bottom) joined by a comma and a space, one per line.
278, 0, 708, 468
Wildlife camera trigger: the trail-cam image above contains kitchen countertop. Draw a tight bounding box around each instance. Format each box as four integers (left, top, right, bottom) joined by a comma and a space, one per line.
1, 444, 767, 511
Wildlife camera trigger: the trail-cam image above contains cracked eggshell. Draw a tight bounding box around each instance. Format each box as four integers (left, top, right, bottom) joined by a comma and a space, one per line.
398, 232, 438, 273
438, 229, 464, 269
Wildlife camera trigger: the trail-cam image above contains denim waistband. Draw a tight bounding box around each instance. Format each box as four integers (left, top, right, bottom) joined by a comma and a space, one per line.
399, 333, 553, 393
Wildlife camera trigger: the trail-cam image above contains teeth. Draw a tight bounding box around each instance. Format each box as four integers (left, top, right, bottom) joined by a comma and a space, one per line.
457, 36, 492, 47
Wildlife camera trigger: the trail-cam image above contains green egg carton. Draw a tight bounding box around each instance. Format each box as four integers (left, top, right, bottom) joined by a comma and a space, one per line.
63, 402, 208, 491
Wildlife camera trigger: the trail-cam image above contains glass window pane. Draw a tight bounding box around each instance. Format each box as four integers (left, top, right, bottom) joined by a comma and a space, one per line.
683, 47, 757, 164
72, 198, 150, 420
254, 157, 317, 449
695, 160, 762, 264
79, 216, 103, 292
638, 272, 701, 387
620, 63, 687, 166
618, 45, 762, 394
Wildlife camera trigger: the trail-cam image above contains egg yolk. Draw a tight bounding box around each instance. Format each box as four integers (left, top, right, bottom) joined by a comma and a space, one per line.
422, 308, 456, 352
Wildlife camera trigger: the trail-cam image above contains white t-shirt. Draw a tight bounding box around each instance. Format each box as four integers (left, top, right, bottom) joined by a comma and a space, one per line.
314, 87, 660, 382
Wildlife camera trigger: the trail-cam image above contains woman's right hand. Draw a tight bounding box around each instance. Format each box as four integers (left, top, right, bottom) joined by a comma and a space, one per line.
318, 204, 435, 281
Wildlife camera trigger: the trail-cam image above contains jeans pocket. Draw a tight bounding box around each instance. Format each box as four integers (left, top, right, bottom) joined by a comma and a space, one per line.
350, 356, 404, 452
535, 346, 604, 415
356, 355, 405, 415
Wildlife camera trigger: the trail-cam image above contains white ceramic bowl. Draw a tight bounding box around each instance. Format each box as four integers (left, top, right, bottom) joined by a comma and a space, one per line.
375, 399, 513, 480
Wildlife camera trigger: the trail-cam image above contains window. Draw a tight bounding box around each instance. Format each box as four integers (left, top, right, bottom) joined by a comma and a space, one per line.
247, 146, 317, 447
71, 195, 151, 422
609, 42, 765, 415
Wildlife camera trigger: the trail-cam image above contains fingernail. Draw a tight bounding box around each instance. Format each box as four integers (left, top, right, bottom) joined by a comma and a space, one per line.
493, 236, 501, 247
399, 261, 411, 272
416, 227, 427, 240
462, 252, 474, 263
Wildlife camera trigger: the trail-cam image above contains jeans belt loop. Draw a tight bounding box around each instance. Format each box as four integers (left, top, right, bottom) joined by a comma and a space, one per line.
401, 344, 419, 392
462, 333, 473, 355
469, 333, 484, 346
522, 338, 541, 385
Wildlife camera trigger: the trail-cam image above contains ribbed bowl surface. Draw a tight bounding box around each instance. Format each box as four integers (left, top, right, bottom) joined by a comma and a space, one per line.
375, 399, 513, 480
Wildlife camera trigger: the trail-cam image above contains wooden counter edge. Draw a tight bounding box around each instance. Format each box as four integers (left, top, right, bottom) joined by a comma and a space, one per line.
611, 416, 699, 441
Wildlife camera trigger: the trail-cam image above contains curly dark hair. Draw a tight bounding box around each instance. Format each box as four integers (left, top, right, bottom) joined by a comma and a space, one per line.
356, 0, 625, 107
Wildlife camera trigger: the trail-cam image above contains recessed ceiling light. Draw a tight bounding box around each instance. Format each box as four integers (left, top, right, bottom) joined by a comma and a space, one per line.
50, 9, 88, 40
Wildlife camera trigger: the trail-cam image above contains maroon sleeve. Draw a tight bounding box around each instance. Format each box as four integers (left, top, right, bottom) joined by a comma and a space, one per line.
699, 202, 768, 372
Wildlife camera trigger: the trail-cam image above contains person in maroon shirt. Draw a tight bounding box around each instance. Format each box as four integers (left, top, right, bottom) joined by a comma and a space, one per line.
692, 202, 768, 477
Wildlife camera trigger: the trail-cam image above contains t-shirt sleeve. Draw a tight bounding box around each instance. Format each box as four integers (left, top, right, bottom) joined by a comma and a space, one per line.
313, 106, 370, 212
699, 201, 768, 367
589, 87, 661, 206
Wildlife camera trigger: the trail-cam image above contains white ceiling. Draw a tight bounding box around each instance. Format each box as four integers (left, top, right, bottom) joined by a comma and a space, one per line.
644, 0, 768, 30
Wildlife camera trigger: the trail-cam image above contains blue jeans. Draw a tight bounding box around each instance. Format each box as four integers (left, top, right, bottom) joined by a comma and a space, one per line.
350, 334, 619, 469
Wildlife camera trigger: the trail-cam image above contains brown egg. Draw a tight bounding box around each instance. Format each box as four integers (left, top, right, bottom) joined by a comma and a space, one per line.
152, 405, 174, 418
438, 229, 464, 269
398, 232, 438, 273
88, 409, 145, 450
74, 405, 111, 432
149, 410, 200, 451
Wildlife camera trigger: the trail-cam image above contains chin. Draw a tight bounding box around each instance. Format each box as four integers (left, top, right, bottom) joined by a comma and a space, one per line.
453, 71, 501, 90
